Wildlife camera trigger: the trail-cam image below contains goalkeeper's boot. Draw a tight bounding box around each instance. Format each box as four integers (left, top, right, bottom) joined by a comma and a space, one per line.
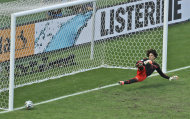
118, 81, 124, 85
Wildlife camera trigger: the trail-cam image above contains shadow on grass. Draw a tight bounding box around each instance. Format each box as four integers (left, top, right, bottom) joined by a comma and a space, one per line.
138, 83, 168, 89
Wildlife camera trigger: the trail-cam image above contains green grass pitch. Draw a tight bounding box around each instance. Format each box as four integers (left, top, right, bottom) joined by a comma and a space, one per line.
0, 21, 189, 119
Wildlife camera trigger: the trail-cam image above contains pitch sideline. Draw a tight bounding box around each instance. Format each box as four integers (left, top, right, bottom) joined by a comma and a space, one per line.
1, 65, 190, 114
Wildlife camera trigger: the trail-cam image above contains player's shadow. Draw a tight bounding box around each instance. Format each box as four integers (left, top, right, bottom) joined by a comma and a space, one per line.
137, 82, 169, 89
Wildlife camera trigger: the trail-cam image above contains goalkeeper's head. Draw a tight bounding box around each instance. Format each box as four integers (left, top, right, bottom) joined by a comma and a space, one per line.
146, 49, 158, 61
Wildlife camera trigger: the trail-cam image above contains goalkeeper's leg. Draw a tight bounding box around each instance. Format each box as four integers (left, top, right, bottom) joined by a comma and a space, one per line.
119, 62, 147, 85
119, 78, 138, 85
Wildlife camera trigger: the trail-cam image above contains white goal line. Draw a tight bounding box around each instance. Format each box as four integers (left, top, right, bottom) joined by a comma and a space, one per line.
0, 65, 190, 114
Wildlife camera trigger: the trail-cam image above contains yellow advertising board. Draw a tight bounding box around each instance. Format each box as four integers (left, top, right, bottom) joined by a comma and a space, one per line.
0, 24, 35, 62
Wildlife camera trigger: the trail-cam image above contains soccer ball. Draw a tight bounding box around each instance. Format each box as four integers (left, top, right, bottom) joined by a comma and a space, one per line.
25, 100, 33, 110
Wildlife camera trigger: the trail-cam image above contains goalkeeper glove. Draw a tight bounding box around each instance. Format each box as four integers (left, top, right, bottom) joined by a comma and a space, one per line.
144, 60, 152, 65
169, 76, 178, 81
136, 61, 143, 67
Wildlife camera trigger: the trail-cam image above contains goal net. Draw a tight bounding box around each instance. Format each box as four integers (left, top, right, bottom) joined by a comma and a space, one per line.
0, 0, 166, 110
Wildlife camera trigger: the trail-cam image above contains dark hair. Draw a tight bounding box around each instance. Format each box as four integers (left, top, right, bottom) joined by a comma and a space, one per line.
146, 49, 158, 58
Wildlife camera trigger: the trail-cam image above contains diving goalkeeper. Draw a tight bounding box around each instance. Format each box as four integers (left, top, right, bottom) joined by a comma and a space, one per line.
119, 49, 178, 85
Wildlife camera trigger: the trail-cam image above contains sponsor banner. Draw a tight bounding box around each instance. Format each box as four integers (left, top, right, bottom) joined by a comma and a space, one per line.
35, 11, 93, 54
95, 0, 190, 40
33, 0, 190, 55
0, 24, 35, 62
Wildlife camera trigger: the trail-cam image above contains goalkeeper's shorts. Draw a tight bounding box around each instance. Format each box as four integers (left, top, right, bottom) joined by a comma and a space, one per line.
135, 66, 147, 82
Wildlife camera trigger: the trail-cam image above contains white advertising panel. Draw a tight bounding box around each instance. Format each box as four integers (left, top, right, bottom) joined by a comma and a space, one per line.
35, 0, 190, 54
35, 11, 93, 54
95, 0, 190, 40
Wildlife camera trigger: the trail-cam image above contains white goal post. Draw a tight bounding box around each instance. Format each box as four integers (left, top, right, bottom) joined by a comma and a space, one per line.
0, 0, 170, 111
162, 0, 169, 73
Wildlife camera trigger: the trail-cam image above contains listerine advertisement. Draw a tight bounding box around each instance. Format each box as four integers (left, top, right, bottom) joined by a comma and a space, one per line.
35, 11, 93, 54
94, 0, 190, 40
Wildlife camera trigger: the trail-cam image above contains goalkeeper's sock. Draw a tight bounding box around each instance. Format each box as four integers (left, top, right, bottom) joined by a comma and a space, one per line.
124, 78, 138, 84
118, 81, 124, 85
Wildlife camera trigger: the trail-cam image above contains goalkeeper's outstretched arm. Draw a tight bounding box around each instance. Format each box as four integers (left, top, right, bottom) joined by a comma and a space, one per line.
156, 65, 178, 81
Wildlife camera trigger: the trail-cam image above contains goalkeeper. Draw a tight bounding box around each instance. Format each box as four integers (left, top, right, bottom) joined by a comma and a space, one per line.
119, 49, 178, 85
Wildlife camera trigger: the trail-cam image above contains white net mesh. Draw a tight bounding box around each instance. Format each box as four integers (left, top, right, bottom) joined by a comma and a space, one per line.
96, 0, 163, 68
0, 0, 164, 110
0, 0, 73, 15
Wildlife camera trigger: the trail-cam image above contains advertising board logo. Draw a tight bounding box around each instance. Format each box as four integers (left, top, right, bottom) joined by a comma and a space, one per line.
0, 24, 35, 62
35, 11, 92, 54
17, 30, 27, 49
95, 0, 188, 40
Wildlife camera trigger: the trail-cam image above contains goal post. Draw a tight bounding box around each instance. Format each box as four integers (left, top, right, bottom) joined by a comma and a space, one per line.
90, 1, 96, 60
162, 0, 169, 73
9, 14, 16, 111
